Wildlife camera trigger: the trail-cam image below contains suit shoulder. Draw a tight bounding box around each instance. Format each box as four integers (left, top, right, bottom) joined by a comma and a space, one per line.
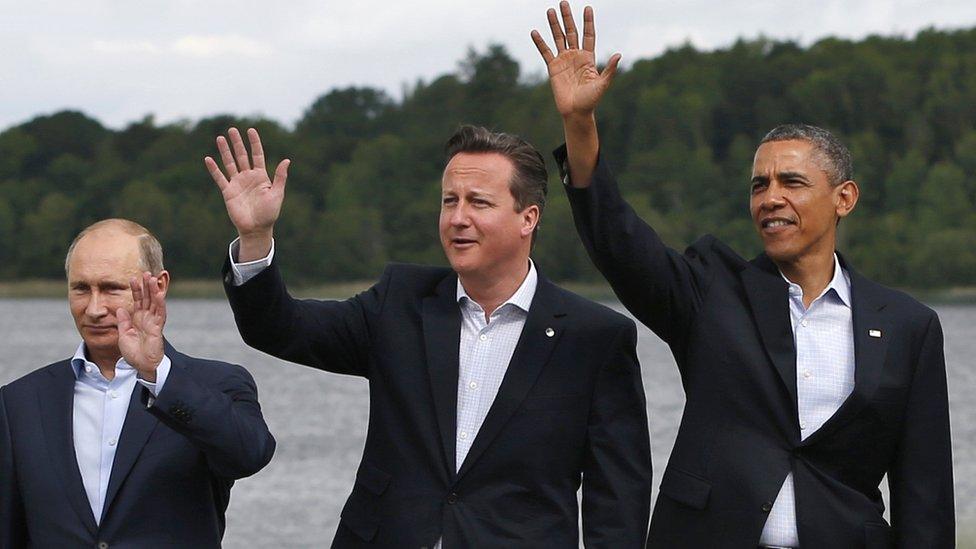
856, 276, 939, 326
2, 360, 71, 396
551, 284, 634, 331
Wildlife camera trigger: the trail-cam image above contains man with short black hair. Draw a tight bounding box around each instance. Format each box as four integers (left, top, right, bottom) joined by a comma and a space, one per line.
532, 3, 954, 547
206, 125, 652, 547
0, 218, 275, 548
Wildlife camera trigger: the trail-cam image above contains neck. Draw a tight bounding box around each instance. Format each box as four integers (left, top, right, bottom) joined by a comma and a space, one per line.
86, 346, 120, 381
459, 258, 531, 320
775, 250, 836, 308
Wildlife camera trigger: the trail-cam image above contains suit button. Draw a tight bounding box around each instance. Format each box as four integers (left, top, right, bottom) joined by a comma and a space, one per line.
97, 542, 109, 549
761, 501, 773, 513
447, 492, 458, 504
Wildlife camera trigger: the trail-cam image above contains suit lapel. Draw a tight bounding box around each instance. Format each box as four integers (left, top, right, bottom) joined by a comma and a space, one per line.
801, 264, 889, 445
455, 277, 565, 481
741, 256, 798, 411
423, 273, 463, 480
38, 361, 98, 535
100, 379, 160, 523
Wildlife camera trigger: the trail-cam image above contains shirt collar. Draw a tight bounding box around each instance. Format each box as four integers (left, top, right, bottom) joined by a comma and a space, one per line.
456, 259, 538, 314
70, 342, 134, 379
779, 253, 852, 308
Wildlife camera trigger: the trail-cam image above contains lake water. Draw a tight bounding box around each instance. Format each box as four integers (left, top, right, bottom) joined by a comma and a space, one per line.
1, 298, 973, 547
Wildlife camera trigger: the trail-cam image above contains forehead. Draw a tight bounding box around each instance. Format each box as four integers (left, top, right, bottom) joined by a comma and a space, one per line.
68, 229, 142, 280
442, 152, 514, 190
752, 140, 821, 173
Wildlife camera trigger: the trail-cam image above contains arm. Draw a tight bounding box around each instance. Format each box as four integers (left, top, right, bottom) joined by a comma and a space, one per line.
582, 321, 652, 548
888, 313, 955, 547
0, 387, 28, 548
532, 3, 709, 345
146, 359, 275, 479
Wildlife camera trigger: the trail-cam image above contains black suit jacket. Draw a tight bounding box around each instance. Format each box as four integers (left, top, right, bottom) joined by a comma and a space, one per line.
0, 343, 275, 548
557, 147, 954, 549
223, 259, 652, 548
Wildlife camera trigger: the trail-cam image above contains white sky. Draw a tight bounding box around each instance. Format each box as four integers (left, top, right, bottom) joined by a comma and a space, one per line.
1, 0, 973, 131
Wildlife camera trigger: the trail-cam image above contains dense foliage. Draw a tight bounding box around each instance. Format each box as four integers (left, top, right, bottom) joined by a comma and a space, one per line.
2, 30, 975, 287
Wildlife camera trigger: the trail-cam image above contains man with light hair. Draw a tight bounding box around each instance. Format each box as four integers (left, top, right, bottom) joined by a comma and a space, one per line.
1, 218, 275, 548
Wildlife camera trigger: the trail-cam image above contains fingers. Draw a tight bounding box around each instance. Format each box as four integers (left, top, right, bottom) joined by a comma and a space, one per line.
216, 135, 238, 177
204, 156, 229, 191
547, 8, 566, 52
530, 30, 556, 64
228, 128, 252, 172
148, 272, 165, 320
247, 128, 266, 172
582, 5, 595, 52
130, 275, 145, 311
559, 1, 579, 50
142, 272, 154, 313
272, 159, 291, 190
600, 52, 622, 84
116, 307, 131, 332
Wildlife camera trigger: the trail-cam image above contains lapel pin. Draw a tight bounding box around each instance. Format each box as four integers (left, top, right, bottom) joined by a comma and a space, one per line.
545, 327, 555, 338
869, 329, 882, 338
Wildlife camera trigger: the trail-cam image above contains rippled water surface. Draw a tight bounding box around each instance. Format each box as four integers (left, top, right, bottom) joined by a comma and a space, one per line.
1, 298, 973, 547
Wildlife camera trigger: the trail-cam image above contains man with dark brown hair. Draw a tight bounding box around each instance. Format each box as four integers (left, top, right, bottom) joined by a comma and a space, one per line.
206, 125, 652, 547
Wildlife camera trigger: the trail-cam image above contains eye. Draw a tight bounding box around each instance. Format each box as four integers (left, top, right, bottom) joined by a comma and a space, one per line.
442, 196, 457, 206
472, 198, 491, 208
751, 182, 766, 194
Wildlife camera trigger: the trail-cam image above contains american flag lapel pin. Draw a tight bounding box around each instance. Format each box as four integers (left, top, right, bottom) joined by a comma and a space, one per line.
869, 329, 882, 338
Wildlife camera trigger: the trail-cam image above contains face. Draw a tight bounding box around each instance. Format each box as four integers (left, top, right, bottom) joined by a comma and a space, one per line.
439, 152, 539, 279
67, 229, 163, 362
749, 140, 858, 265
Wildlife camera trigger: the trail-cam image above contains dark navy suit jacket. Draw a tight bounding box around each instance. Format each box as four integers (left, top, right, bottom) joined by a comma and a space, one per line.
0, 343, 275, 548
223, 259, 652, 548
557, 146, 955, 548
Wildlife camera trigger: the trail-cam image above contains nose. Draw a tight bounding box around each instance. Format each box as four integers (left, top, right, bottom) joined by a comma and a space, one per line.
758, 181, 787, 211
85, 290, 108, 319
449, 201, 471, 228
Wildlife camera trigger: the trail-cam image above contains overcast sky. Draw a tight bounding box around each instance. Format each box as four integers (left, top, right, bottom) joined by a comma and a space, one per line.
1, 0, 973, 131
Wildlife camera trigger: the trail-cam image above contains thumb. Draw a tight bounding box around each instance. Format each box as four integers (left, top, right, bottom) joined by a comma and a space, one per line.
116, 307, 131, 332
600, 53, 621, 85
273, 159, 291, 190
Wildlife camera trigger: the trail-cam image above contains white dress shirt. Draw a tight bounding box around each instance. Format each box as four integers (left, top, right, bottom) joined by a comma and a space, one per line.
71, 342, 170, 523
759, 254, 855, 548
228, 238, 538, 549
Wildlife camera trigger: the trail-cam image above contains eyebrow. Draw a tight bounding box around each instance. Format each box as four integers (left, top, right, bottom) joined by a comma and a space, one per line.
751, 171, 810, 185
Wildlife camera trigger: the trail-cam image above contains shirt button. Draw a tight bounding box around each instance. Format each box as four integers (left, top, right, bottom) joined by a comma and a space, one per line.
800, 422, 807, 430
85, 366, 92, 373
459, 431, 468, 439
479, 334, 487, 341
109, 390, 118, 399
468, 381, 478, 390
108, 438, 117, 446
802, 370, 812, 379
800, 319, 809, 327
761, 501, 773, 513
447, 492, 459, 504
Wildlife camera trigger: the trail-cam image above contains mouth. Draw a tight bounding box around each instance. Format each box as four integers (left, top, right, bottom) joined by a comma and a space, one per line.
450, 237, 478, 249
760, 217, 796, 234
84, 325, 116, 333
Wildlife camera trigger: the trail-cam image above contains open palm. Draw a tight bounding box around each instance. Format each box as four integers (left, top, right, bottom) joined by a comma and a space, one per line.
531, 2, 620, 118
205, 128, 290, 236
117, 272, 166, 376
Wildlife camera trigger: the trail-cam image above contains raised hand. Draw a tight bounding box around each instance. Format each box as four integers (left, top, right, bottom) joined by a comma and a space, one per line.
204, 128, 290, 259
531, 2, 620, 119
117, 272, 166, 381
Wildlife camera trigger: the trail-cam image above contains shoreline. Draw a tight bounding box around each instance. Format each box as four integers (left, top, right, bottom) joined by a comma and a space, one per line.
2, 279, 975, 304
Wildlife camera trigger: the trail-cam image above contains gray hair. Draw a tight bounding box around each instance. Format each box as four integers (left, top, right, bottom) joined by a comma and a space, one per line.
64, 218, 165, 276
760, 124, 853, 186
444, 125, 548, 243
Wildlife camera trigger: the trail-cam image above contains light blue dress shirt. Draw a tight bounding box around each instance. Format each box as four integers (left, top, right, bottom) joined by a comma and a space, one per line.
759, 254, 855, 548
70, 342, 171, 524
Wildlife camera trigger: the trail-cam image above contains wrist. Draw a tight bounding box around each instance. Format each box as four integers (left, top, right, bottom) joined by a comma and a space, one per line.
561, 112, 597, 131
237, 230, 274, 262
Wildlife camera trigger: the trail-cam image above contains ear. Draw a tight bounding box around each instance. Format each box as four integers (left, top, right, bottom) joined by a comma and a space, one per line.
520, 205, 540, 239
156, 270, 171, 298
834, 180, 859, 219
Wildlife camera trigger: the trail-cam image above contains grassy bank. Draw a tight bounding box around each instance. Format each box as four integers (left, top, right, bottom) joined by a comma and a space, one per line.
2, 278, 974, 304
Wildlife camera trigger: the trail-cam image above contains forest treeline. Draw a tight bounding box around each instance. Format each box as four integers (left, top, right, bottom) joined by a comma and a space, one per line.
2, 27, 975, 288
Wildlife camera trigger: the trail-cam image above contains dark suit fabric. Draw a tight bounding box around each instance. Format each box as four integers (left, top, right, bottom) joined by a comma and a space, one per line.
223, 259, 652, 548
558, 147, 954, 549
0, 344, 275, 549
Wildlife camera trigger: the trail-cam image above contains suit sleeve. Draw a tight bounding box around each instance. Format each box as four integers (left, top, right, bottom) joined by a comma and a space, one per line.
146, 359, 276, 479
888, 312, 955, 548
0, 387, 28, 548
556, 145, 712, 347
581, 321, 652, 548
222, 254, 391, 378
